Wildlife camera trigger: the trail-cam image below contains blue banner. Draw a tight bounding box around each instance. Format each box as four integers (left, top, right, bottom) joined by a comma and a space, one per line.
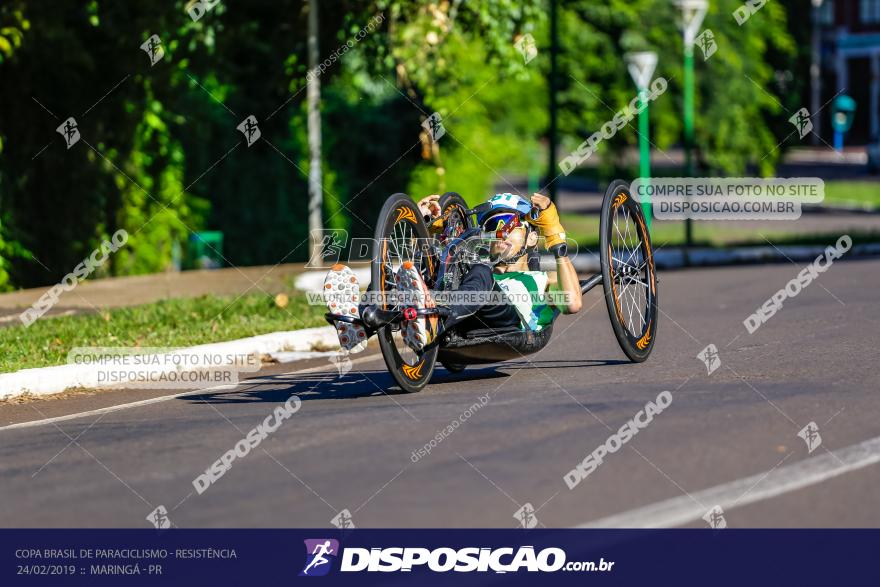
2, 529, 876, 586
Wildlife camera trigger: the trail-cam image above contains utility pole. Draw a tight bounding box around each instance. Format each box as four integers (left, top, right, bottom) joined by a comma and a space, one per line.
810, 0, 823, 146
307, 0, 323, 263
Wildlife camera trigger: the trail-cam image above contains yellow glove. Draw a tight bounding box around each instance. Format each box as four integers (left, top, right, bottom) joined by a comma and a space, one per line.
529, 193, 566, 248
428, 217, 445, 234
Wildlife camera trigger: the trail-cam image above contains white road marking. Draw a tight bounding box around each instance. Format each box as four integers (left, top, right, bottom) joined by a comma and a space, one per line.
579, 435, 880, 528
0, 354, 383, 432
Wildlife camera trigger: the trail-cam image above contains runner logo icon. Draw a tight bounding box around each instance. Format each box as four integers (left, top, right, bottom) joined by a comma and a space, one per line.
300, 539, 340, 577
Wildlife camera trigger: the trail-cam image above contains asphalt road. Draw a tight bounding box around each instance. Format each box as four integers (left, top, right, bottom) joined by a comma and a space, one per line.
1, 258, 879, 528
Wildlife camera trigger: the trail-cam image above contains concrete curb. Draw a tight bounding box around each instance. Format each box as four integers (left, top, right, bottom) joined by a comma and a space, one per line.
0, 326, 340, 401
803, 202, 880, 215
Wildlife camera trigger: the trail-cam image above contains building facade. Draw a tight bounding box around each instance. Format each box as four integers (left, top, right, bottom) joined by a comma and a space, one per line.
821, 0, 880, 144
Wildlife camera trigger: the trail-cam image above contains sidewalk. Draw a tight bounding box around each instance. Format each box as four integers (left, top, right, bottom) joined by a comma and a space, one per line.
550, 145, 870, 172
0, 262, 309, 324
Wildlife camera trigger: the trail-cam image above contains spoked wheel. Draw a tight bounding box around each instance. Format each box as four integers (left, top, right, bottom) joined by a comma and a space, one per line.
435, 193, 470, 377
599, 180, 658, 362
435, 192, 472, 293
437, 192, 471, 241
372, 193, 438, 392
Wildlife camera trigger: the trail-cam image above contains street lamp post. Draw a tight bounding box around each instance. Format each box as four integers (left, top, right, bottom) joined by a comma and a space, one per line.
811, 0, 824, 146
626, 51, 658, 229
676, 0, 707, 251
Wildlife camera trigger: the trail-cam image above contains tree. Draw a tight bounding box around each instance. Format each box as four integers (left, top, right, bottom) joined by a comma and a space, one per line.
0, 0, 800, 291
556, 0, 796, 178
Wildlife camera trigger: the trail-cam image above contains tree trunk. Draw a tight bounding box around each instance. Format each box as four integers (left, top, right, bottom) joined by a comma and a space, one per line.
307, 0, 323, 263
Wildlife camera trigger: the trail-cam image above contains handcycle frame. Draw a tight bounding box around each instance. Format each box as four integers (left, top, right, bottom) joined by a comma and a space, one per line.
324, 181, 658, 392
323, 225, 602, 335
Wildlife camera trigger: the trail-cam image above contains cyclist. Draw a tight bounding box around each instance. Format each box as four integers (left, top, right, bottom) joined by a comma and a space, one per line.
323, 192, 582, 354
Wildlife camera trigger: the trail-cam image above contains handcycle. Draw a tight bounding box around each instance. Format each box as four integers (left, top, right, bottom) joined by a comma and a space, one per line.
325, 180, 658, 393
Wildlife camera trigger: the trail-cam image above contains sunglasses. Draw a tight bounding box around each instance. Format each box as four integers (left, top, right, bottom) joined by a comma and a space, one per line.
480, 212, 522, 239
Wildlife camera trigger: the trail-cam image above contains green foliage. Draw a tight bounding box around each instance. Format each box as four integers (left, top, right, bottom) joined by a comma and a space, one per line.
0, 1, 203, 286
371, 0, 546, 204
0, 1, 28, 64
405, 34, 547, 205
0, 216, 14, 291
320, 68, 423, 238
0, 291, 327, 372
557, 0, 796, 178
0, 0, 804, 292
0, 1, 30, 290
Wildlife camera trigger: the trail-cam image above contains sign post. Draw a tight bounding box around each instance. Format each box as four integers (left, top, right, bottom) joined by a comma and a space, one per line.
676, 0, 708, 251
626, 51, 658, 230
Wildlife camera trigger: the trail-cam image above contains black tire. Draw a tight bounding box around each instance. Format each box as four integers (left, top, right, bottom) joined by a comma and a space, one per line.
440, 361, 466, 373
599, 180, 658, 362
372, 193, 438, 393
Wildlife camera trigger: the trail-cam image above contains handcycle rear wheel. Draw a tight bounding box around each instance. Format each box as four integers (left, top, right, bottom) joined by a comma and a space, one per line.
372, 193, 438, 393
599, 180, 658, 362
437, 192, 471, 241
435, 192, 471, 375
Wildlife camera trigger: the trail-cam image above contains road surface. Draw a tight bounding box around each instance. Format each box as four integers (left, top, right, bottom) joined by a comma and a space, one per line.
1, 258, 878, 528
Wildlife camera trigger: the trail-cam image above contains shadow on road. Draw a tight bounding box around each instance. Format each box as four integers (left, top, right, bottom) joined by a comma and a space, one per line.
498, 359, 630, 370
178, 358, 629, 405
177, 366, 506, 404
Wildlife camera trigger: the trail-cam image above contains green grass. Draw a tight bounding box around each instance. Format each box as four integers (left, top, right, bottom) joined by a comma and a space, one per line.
561, 213, 754, 249
560, 212, 880, 250
823, 181, 880, 208
559, 181, 880, 247
0, 293, 328, 373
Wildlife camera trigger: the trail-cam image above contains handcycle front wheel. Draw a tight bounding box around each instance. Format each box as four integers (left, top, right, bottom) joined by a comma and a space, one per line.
371, 193, 438, 393
599, 180, 658, 362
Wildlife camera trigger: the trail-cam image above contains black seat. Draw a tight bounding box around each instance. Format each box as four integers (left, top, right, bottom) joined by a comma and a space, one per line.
461, 326, 523, 339
438, 324, 553, 364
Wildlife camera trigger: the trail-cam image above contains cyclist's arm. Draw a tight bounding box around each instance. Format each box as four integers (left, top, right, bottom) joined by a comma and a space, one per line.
530, 193, 581, 314
553, 255, 582, 314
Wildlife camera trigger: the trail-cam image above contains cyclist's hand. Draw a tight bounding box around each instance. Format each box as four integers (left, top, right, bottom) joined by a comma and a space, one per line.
417, 194, 441, 220
531, 193, 552, 211
529, 193, 566, 248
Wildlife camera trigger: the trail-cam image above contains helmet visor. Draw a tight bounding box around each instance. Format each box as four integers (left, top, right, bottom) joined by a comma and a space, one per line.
480, 212, 521, 238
